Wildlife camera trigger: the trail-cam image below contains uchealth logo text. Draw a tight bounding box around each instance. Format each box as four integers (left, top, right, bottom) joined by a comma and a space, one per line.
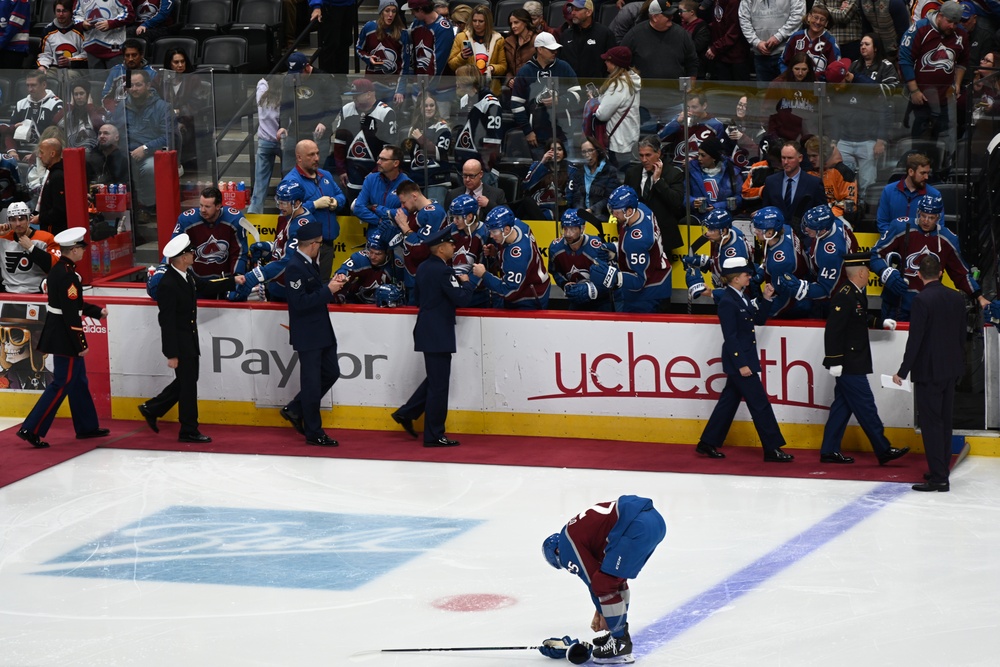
212, 336, 387, 388
527, 332, 824, 410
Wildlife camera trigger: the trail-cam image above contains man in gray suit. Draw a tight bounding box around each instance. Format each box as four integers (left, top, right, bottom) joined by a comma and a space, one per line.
444, 159, 507, 221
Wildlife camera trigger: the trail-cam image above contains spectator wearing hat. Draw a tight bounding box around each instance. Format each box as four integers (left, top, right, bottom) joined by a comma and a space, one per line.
356, 0, 410, 104
678, 0, 711, 79
511, 31, 582, 154
558, 0, 617, 82
695, 256, 792, 462
279, 220, 347, 448
391, 225, 474, 447
899, 1, 970, 139
958, 2, 999, 75
738, 0, 806, 83
16, 228, 110, 450
138, 234, 242, 445
447, 3, 508, 96
622, 2, 699, 82
310, 0, 357, 73
278, 51, 335, 170
820, 252, 910, 465
595, 46, 642, 168
328, 77, 398, 200
705, 0, 753, 82
685, 135, 743, 215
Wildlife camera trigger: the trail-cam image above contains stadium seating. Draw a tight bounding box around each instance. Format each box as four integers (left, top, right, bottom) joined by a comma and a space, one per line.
180, 0, 236, 47
493, 0, 521, 31
227, 0, 283, 73
151, 37, 202, 70
30, 0, 57, 39
200, 35, 250, 73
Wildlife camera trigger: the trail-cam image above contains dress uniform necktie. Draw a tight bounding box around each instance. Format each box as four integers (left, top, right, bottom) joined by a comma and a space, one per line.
784, 177, 793, 210
642, 171, 652, 198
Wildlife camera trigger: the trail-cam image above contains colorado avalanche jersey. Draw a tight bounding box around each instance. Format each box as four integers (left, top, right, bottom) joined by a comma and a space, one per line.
451, 221, 489, 275
401, 202, 448, 282
760, 225, 811, 317
408, 16, 454, 82
780, 29, 841, 75
899, 15, 969, 95
657, 120, 725, 165
706, 227, 753, 288
332, 101, 398, 192
335, 250, 401, 304
803, 222, 857, 300
171, 207, 249, 280
616, 204, 671, 305
548, 234, 604, 287
356, 21, 410, 80
405, 120, 451, 186
477, 225, 550, 307
686, 159, 743, 212
453, 91, 503, 167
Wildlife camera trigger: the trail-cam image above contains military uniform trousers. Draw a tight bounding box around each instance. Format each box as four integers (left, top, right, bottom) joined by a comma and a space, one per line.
287, 343, 340, 439
397, 352, 453, 442
820, 374, 892, 456
22, 354, 99, 438
699, 372, 786, 452
144, 355, 201, 436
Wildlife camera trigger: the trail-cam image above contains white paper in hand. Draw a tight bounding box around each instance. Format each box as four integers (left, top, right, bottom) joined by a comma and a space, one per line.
881, 374, 911, 392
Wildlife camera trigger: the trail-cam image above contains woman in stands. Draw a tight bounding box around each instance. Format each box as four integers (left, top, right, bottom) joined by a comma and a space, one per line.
522, 138, 577, 220
403, 94, 452, 187
595, 46, 641, 169
356, 0, 410, 104
503, 8, 536, 108
53, 79, 102, 150
763, 53, 818, 140
249, 75, 282, 214
156, 47, 206, 174
568, 137, 620, 218
448, 4, 507, 96
848, 33, 899, 87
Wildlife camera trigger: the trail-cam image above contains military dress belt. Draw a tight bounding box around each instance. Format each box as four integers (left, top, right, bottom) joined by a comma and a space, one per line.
47, 306, 63, 315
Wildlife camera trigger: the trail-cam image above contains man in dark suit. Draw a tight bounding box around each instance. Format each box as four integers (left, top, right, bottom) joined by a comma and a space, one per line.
17, 228, 109, 449
820, 253, 910, 465
139, 233, 240, 443
443, 159, 507, 221
30, 138, 67, 236
623, 135, 684, 253
280, 221, 346, 447
760, 141, 827, 230
893, 255, 966, 492
391, 225, 475, 447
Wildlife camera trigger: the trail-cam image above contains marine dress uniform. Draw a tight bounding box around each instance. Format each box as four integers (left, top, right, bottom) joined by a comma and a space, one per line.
695, 256, 792, 461
17, 228, 109, 448
820, 253, 910, 465
139, 234, 235, 443
392, 225, 475, 447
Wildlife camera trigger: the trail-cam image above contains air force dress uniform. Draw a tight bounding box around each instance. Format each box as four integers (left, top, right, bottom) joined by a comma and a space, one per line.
18, 228, 109, 448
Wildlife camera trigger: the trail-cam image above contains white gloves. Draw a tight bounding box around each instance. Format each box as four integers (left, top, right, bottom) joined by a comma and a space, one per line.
883, 319, 897, 330
828, 365, 843, 378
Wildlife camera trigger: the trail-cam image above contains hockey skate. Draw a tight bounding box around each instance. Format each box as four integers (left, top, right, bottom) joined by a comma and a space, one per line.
592, 625, 634, 664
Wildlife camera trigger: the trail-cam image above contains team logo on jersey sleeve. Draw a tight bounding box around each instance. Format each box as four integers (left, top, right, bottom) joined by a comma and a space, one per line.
509, 246, 522, 258
724, 247, 737, 257
630, 228, 643, 240
589, 238, 602, 249
824, 241, 837, 254
773, 250, 786, 263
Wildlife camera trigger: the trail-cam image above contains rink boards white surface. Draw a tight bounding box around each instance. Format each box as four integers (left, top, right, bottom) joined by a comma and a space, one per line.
2, 440, 999, 667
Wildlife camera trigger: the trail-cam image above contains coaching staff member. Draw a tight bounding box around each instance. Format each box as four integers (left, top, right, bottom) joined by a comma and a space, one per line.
893, 254, 966, 492
139, 234, 241, 443
280, 221, 346, 447
392, 225, 475, 447
17, 228, 109, 449
820, 253, 909, 465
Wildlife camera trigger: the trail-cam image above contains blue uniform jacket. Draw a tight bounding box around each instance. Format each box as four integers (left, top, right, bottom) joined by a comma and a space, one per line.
413, 255, 475, 353
717, 285, 769, 376
279, 167, 347, 242
285, 250, 336, 352
352, 171, 412, 230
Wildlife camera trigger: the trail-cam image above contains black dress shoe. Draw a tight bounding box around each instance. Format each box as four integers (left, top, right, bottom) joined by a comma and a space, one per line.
912, 481, 949, 492
280, 406, 305, 435
77, 428, 111, 440
306, 434, 339, 447
764, 448, 794, 462
16, 427, 49, 449
391, 411, 418, 438
923, 472, 931, 481
696, 442, 725, 458
138, 403, 159, 433
878, 446, 910, 465
424, 437, 459, 447
178, 432, 212, 443
820, 452, 854, 464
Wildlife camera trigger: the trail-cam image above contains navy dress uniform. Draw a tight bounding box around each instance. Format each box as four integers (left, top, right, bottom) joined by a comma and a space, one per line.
281, 221, 342, 447
696, 257, 793, 461
820, 253, 910, 465
18, 228, 109, 448
392, 225, 475, 447
139, 234, 236, 443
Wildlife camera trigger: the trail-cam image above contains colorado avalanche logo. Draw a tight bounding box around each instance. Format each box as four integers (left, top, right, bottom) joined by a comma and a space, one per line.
589, 238, 602, 249
773, 250, 786, 263
415, 43, 435, 75
724, 247, 737, 257
457, 131, 475, 149
136, 1, 159, 21
510, 246, 523, 258
411, 149, 427, 168
197, 236, 231, 264
824, 241, 837, 254
920, 46, 956, 73
350, 140, 370, 159
906, 247, 937, 273
630, 229, 643, 240
371, 44, 398, 74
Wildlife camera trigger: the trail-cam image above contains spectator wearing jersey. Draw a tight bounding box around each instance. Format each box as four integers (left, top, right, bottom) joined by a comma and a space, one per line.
327, 77, 397, 199
451, 66, 503, 179
1, 70, 64, 161
521, 138, 577, 220
356, 0, 410, 104
0, 0, 29, 69
73, 0, 134, 69
780, 4, 841, 78
37, 1, 87, 70
132, 0, 176, 43
405, 0, 456, 111
403, 94, 452, 187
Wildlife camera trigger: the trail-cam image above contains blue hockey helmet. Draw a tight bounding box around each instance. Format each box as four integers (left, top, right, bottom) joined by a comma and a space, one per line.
608, 185, 639, 212
917, 194, 944, 215
275, 181, 306, 202
801, 204, 835, 232
366, 228, 390, 253
375, 283, 405, 308
542, 533, 562, 569
560, 209, 584, 228
702, 208, 733, 231
484, 205, 515, 231
449, 193, 478, 217
751, 206, 784, 232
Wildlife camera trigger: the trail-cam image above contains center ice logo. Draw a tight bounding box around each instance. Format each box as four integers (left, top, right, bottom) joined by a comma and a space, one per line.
37, 506, 481, 591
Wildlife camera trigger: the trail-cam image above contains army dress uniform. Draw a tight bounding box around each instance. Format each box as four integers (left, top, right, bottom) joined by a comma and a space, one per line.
18, 229, 108, 448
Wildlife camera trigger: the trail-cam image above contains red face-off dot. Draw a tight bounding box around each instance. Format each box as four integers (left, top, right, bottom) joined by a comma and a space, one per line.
432, 594, 517, 612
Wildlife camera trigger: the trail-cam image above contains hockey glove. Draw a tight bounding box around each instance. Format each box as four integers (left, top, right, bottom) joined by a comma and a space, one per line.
985, 302, 1000, 324
751, 265, 767, 287
249, 241, 272, 264
685, 266, 706, 299
881, 269, 908, 297
682, 253, 709, 270
776, 273, 809, 301
564, 281, 597, 304
600, 242, 617, 261
591, 261, 623, 290
539, 637, 592, 664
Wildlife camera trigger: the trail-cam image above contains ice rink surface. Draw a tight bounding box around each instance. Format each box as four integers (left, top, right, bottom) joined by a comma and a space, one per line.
2, 438, 999, 666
